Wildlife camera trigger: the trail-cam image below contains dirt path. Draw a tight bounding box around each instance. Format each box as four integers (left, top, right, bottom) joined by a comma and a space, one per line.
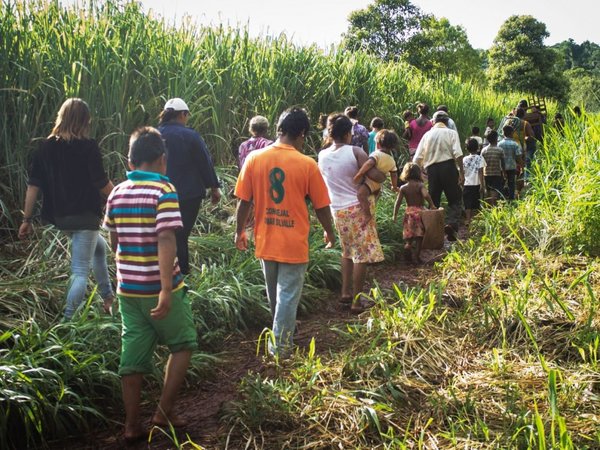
54, 245, 450, 449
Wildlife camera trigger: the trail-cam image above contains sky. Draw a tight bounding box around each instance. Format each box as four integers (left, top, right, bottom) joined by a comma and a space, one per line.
127, 0, 600, 50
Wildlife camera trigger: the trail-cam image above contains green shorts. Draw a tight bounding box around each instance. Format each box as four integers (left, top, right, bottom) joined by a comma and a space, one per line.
118, 288, 198, 376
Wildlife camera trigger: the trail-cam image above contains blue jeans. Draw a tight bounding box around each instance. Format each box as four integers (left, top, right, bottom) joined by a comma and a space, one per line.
260, 260, 308, 356
64, 230, 113, 319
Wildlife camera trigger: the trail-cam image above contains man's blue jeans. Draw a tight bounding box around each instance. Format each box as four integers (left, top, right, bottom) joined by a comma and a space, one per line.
260, 260, 308, 356
64, 230, 113, 319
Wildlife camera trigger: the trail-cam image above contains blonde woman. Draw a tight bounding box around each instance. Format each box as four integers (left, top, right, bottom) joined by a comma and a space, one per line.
19, 98, 115, 319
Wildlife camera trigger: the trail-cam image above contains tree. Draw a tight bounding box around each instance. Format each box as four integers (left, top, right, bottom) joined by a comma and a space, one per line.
404, 17, 483, 79
487, 15, 568, 103
342, 0, 424, 61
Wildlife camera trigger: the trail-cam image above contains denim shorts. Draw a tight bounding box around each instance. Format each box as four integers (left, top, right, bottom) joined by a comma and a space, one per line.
118, 288, 198, 375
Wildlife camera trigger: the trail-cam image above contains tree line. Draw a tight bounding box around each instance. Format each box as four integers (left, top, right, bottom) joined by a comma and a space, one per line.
343, 0, 600, 110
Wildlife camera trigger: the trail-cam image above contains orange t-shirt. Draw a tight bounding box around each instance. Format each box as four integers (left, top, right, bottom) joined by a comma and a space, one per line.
234, 142, 331, 263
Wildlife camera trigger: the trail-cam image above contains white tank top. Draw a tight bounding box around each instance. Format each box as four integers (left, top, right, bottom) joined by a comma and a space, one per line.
318, 144, 360, 211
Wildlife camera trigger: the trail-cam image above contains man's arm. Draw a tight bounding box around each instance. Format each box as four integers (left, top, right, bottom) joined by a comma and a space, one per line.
352, 147, 385, 183
18, 185, 40, 239
314, 206, 335, 249
235, 199, 252, 250
152, 229, 177, 320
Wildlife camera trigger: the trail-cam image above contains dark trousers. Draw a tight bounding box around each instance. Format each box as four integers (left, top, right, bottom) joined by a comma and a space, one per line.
176, 196, 203, 275
426, 159, 462, 230
505, 170, 517, 200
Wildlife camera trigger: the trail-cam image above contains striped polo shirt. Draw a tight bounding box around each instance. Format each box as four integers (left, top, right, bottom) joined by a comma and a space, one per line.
104, 170, 184, 298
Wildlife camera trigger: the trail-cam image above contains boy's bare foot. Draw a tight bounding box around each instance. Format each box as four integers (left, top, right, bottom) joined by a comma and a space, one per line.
151, 412, 188, 428
124, 424, 147, 445
103, 296, 115, 315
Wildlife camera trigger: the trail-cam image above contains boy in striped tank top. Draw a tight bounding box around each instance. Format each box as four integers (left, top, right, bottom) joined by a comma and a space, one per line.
104, 127, 197, 442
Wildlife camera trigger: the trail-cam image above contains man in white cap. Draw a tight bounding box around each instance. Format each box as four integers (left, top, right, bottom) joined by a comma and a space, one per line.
158, 98, 221, 274
413, 110, 464, 241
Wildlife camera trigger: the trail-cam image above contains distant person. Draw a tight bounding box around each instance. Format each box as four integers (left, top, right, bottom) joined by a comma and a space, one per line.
462, 138, 486, 225
467, 126, 483, 152
234, 107, 335, 356
401, 109, 414, 139
158, 98, 221, 275
573, 105, 582, 117
498, 125, 523, 201
481, 130, 505, 200
368, 117, 384, 154
553, 112, 565, 135
318, 114, 385, 313
433, 105, 457, 131
353, 129, 400, 221
104, 127, 197, 443
413, 110, 464, 241
392, 162, 434, 264
238, 115, 273, 168
18, 98, 115, 319
405, 103, 433, 157
344, 106, 370, 153
482, 117, 495, 146
521, 100, 545, 143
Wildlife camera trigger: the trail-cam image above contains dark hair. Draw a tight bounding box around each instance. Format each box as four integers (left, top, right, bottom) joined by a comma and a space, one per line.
328, 113, 352, 141
370, 117, 384, 129
486, 117, 494, 125
518, 99, 528, 108
277, 107, 310, 139
158, 108, 185, 125
402, 110, 414, 121
471, 126, 480, 135
417, 103, 429, 116
375, 129, 400, 150
486, 130, 498, 144
466, 138, 479, 153
344, 106, 359, 119
129, 126, 166, 166
573, 106, 582, 116
436, 104, 449, 113
503, 125, 514, 138
515, 108, 525, 119
318, 113, 328, 130
400, 162, 422, 183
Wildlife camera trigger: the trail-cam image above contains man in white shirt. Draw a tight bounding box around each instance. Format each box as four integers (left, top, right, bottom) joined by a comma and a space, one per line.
431, 105, 457, 131
413, 110, 464, 241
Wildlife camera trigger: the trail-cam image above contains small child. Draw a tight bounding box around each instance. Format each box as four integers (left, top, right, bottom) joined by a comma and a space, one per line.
353, 129, 399, 223
468, 126, 483, 152
482, 117, 495, 146
368, 117, 384, 154
462, 138, 487, 224
480, 130, 505, 201
392, 162, 434, 264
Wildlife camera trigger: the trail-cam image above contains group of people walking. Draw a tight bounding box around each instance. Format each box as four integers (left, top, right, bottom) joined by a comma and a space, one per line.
18, 95, 550, 441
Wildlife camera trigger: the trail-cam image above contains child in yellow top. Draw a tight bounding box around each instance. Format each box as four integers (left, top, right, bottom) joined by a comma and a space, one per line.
353, 129, 399, 222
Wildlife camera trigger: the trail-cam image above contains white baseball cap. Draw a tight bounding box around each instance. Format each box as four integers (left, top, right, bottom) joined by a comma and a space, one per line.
164, 98, 189, 112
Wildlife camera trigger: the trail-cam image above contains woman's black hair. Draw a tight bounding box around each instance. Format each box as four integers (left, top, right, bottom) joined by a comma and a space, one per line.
129, 126, 167, 166
344, 106, 359, 119
277, 107, 310, 139
327, 113, 352, 141
417, 103, 429, 116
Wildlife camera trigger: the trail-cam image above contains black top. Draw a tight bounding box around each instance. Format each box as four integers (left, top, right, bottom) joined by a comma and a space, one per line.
158, 122, 220, 200
28, 137, 109, 227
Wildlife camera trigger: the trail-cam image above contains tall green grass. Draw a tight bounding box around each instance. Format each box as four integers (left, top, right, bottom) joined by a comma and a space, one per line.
1, 0, 523, 223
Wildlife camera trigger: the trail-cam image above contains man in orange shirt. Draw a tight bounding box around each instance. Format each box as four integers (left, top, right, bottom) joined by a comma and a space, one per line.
234, 107, 335, 356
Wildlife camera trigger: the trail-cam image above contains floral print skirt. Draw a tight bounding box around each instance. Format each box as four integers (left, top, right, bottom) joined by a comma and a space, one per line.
333, 197, 384, 264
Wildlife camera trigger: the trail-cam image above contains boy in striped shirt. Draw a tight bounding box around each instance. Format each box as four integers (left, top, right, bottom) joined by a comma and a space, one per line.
104, 127, 197, 442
